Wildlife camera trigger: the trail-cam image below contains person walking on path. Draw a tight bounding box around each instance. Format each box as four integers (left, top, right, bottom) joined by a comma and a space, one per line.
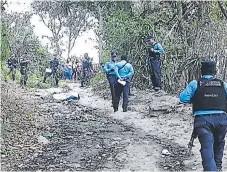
114, 55, 134, 112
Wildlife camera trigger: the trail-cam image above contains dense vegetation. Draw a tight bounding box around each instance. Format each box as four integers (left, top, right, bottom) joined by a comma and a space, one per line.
98, 1, 227, 93
1, 3, 51, 86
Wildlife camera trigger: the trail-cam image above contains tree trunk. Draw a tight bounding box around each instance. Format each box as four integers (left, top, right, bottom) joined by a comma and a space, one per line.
67, 29, 72, 59
98, 5, 103, 64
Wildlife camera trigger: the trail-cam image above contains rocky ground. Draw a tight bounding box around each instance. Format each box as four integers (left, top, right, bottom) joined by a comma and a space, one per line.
1, 81, 227, 171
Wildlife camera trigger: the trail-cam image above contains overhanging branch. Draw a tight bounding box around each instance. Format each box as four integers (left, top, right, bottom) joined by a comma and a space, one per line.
218, 1, 227, 20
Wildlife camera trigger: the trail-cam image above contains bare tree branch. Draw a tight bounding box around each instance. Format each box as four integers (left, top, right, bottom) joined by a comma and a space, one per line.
218, 1, 227, 20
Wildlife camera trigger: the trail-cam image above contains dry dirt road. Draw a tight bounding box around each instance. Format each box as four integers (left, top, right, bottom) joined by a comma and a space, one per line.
1, 82, 227, 171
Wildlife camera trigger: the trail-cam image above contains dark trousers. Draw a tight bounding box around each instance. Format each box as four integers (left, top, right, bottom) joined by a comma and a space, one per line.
20, 68, 28, 86
194, 113, 227, 171
81, 69, 89, 86
149, 58, 162, 88
72, 69, 77, 80
107, 75, 116, 105
114, 82, 130, 110
43, 70, 59, 86
7, 66, 16, 81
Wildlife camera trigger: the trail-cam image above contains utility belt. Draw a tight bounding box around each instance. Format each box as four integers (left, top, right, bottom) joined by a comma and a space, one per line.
195, 113, 226, 119
148, 53, 160, 59
150, 56, 160, 61
106, 74, 117, 82
107, 74, 115, 77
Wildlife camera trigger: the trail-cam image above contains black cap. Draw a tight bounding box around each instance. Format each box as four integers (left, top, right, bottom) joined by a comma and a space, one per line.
201, 61, 216, 69
147, 35, 153, 40
201, 60, 216, 75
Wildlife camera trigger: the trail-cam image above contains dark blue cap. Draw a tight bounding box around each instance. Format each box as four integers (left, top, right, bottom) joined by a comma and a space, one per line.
147, 35, 153, 40
201, 60, 216, 68
111, 52, 117, 57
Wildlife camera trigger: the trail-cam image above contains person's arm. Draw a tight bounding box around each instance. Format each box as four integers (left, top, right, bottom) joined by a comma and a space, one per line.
114, 66, 121, 79
104, 62, 111, 73
224, 82, 227, 97
180, 80, 197, 103
123, 65, 134, 80
146, 56, 149, 65
50, 60, 52, 68
154, 43, 165, 54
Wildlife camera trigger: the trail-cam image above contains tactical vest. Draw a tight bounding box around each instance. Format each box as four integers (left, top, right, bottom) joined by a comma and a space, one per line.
21, 60, 27, 67
191, 78, 227, 113
148, 42, 160, 59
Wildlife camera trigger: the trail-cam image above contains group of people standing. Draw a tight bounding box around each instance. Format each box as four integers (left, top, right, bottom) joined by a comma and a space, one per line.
6, 52, 94, 88
43, 53, 93, 87
104, 35, 164, 112
104, 52, 134, 112
6, 54, 29, 86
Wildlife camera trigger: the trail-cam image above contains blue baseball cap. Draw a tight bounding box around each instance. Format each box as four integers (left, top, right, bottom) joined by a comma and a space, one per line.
147, 35, 153, 40
111, 52, 117, 57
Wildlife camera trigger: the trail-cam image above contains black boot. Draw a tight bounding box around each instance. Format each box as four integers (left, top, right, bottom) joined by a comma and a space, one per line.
123, 108, 127, 112
114, 108, 118, 112
55, 79, 59, 87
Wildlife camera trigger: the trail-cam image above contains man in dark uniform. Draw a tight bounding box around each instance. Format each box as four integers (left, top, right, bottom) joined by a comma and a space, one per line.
180, 60, 227, 171
43, 55, 59, 87
146, 35, 164, 91
81, 53, 92, 87
104, 52, 117, 107
6, 54, 18, 81
114, 55, 134, 112
19, 57, 29, 86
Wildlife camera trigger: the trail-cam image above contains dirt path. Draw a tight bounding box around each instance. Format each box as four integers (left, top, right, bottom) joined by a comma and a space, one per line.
1, 82, 227, 171
66, 83, 227, 171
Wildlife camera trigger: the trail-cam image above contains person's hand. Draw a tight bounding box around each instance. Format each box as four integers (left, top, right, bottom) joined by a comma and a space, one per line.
150, 48, 155, 52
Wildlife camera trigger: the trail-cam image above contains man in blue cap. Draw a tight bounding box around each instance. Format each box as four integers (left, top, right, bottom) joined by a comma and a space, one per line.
114, 55, 134, 112
146, 35, 165, 91
180, 60, 227, 171
104, 52, 118, 107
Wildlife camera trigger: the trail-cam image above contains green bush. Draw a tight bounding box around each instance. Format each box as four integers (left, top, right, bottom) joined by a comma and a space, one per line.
59, 80, 68, 87
26, 73, 43, 88
91, 73, 109, 92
